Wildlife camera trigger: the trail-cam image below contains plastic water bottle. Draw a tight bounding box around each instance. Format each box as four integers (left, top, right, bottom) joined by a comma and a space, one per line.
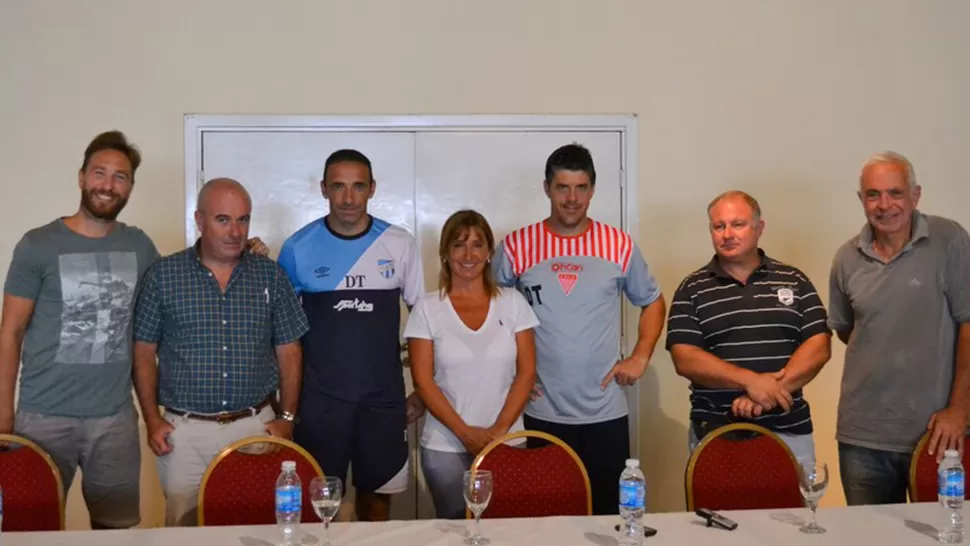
938, 449, 964, 544
275, 461, 302, 546
618, 458, 646, 546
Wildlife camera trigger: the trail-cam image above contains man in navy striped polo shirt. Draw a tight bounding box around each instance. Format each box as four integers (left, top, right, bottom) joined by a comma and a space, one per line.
665, 190, 831, 465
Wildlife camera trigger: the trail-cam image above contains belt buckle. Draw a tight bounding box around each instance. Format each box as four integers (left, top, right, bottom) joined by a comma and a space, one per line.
215, 411, 235, 425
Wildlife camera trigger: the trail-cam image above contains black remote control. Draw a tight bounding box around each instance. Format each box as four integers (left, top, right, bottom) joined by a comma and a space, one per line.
696, 508, 739, 530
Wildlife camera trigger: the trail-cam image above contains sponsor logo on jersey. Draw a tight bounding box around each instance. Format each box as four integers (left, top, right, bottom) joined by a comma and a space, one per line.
333, 298, 374, 312
558, 273, 578, 296
551, 262, 582, 296
314, 266, 330, 278
378, 259, 395, 279
345, 274, 366, 288
551, 262, 583, 273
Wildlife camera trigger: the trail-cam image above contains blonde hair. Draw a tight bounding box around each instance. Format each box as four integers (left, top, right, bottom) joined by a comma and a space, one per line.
438, 210, 499, 298
707, 190, 762, 222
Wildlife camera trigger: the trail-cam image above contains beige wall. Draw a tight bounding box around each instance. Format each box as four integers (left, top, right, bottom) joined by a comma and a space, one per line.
2, 0, 969, 529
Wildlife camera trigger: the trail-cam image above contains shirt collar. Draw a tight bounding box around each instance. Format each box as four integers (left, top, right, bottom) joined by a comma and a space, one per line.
704, 248, 776, 280
856, 209, 930, 256
188, 239, 253, 269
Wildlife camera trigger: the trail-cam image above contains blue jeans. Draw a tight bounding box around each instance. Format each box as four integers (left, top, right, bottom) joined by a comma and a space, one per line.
421, 447, 476, 519
838, 442, 913, 505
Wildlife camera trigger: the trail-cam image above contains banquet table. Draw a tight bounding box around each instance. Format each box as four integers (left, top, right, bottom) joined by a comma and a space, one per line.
2, 502, 960, 545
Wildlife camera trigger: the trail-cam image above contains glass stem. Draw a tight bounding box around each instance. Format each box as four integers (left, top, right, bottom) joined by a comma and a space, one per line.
324, 518, 331, 544
475, 512, 482, 538
810, 503, 817, 527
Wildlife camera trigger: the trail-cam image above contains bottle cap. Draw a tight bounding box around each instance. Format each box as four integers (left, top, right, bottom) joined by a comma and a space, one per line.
282, 460, 296, 472
626, 458, 639, 468
945, 449, 960, 458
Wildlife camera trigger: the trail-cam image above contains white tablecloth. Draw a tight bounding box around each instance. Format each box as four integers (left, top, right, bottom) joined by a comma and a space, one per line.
2, 502, 959, 545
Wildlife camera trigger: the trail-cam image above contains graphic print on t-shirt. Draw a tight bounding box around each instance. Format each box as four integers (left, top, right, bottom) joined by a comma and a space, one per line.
56, 252, 138, 365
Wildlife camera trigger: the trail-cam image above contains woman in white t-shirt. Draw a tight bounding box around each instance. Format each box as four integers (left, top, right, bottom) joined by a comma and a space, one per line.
404, 209, 539, 520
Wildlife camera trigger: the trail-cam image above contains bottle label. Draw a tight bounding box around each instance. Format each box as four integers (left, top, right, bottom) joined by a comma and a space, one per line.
619, 481, 645, 509
276, 486, 302, 514
939, 469, 965, 498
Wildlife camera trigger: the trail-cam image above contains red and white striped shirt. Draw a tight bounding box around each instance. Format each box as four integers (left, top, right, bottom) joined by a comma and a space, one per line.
501, 219, 634, 277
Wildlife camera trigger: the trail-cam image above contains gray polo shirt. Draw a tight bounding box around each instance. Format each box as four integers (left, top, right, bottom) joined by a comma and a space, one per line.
828, 211, 970, 453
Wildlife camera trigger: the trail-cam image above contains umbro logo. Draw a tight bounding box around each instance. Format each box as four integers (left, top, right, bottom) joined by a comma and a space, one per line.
314, 266, 330, 278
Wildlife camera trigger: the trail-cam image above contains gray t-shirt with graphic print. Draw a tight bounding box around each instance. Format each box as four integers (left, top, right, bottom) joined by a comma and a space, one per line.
493, 220, 662, 425
4, 219, 159, 417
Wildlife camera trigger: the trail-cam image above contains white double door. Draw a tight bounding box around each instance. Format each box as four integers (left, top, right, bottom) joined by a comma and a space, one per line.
198, 128, 631, 519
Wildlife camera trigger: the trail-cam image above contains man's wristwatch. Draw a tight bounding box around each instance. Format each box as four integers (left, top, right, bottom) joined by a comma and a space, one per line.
278, 411, 299, 424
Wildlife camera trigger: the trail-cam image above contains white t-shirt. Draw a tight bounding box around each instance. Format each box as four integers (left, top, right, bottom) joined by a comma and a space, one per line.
404, 286, 540, 452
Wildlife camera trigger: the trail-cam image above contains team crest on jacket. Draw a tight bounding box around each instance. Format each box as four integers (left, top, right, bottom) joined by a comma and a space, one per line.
777, 287, 794, 306
378, 259, 394, 279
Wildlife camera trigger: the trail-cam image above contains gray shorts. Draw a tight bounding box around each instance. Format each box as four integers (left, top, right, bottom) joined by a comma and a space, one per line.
14, 404, 141, 529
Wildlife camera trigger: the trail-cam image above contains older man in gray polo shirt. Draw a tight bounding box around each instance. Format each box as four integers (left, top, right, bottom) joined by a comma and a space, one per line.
829, 151, 970, 506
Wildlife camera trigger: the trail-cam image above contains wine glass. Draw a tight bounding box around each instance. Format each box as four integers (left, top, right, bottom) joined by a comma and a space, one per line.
310, 476, 342, 545
797, 462, 829, 534
463, 470, 493, 545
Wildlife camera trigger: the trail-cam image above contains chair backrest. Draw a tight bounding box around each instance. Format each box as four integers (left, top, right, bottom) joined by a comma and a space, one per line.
685, 423, 803, 511
909, 431, 970, 502
469, 430, 591, 518
197, 436, 325, 526
0, 434, 65, 531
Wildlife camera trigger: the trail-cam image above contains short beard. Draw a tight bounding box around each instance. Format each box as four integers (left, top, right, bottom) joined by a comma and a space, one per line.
81, 189, 128, 222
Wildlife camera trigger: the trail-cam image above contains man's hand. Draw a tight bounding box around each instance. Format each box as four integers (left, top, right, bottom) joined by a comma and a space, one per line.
246, 237, 270, 256
743, 370, 792, 412
927, 406, 968, 462
731, 395, 765, 419
146, 418, 175, 456
460, 426, 495, 456
406, 392, 426, 424
265, 419, 294, 440
601, 355, 649, 390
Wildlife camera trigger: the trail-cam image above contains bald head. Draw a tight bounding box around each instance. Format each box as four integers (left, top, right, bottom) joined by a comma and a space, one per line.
194, 178, 252, 264
197, 177, 252, 213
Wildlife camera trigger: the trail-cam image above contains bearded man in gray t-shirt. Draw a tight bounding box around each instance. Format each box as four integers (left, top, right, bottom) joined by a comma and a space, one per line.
0, 131, 159, 529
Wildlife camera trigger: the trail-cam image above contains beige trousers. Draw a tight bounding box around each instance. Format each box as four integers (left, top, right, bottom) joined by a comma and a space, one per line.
156, 405, 274, 526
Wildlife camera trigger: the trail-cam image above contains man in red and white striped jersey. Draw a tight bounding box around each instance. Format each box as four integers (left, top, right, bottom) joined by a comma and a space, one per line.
492, 143, 667, 515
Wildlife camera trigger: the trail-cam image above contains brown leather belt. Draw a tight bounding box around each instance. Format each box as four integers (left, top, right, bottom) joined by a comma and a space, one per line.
164, 398, 272, 425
